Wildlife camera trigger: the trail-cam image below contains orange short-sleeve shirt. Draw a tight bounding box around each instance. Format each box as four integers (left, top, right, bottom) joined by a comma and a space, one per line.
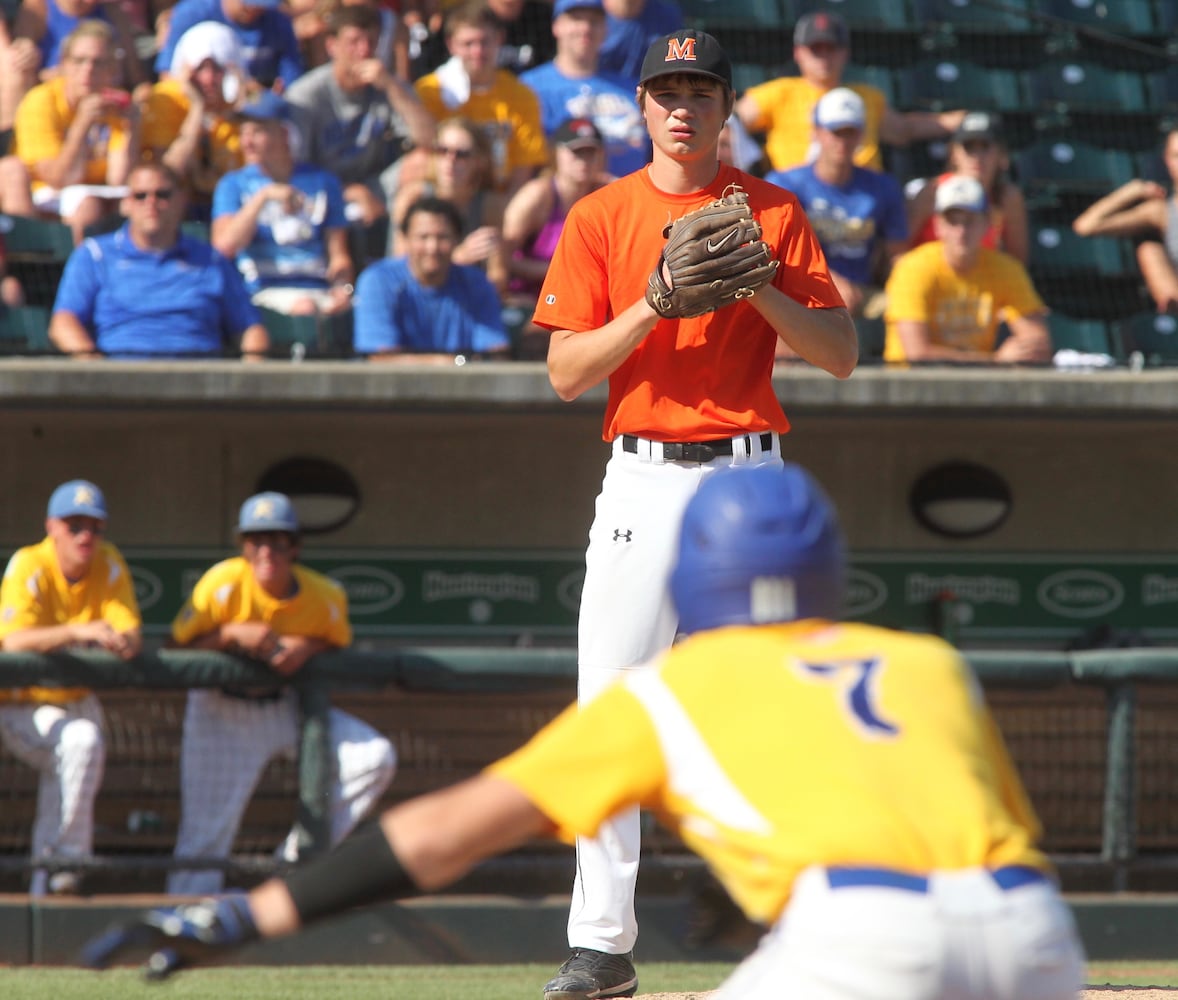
533, 164, 844, 442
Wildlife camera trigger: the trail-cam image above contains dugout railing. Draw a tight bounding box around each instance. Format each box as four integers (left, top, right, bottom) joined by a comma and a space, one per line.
1, 647, 1177, 893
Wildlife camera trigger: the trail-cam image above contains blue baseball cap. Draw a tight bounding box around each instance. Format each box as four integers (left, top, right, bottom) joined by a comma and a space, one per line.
553, 0, 604, 17
237, 492, 300, 534
236, 90, 291, 123
47, 480, 108, 520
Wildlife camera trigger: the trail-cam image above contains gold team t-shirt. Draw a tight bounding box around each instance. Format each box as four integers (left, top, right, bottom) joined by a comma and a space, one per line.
490, 620, 1048, 926
883, 242, 1046, 362
0, 536, 141, 703
172, 557, 351, 646
742, 77, 887, 172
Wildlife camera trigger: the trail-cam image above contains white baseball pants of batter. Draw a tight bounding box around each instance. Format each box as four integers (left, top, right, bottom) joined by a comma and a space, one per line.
0, 695, 105, 896
715, 865, 1086, 1000
569, 432, 782, 954
167, 688, 396, 896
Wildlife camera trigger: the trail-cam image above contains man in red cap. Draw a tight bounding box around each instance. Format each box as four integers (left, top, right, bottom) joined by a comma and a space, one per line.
737, 11, 965, 172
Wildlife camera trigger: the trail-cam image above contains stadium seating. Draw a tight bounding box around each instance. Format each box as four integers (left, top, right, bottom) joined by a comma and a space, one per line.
0, 305, 52, 355
790, 0, 918, 29
853, 314, 886, 363
2, 215, 74, 258
895, 58, 1023, 111
679, 0, 786, 29
910, 0, 1032, 30
256, 306, 331, 360
1031, 224, 1127, 277
842, 63, 898, 104
1024, 61, 1148, 113
1013, 139, 1136, 195
1048, 314, 1114, 356
1033, 0, 1157, 35
1114, 312, 1178, 366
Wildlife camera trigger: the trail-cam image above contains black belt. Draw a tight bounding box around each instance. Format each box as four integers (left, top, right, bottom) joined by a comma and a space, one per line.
620, 432, 775, 463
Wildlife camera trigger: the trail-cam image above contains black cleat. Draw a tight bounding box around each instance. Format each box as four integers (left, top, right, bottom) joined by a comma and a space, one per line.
542, 948, 638, 1000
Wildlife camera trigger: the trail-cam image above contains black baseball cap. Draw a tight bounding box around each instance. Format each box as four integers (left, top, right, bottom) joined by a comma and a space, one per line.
638, 29, 733, 90
952, 110, 1004, 145
553, 117, 604, 149
794, 11, 850, 47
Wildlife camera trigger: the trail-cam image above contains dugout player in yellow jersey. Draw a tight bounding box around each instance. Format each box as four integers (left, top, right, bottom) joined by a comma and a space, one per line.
166, 491, 395, 896
0, 480, 141, 896
83, 465, 1086, 1000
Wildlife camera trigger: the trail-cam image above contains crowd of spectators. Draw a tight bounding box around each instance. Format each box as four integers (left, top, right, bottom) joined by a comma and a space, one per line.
0, 1, 1167, 363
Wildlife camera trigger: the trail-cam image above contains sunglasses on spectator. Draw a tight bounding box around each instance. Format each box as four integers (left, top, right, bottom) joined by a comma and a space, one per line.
130, 188, 175, 201
434, 145, 474, 160
64, 520, 105, 536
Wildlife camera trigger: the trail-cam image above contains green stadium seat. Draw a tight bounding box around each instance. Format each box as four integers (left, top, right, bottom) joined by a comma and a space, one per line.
910, 0, 1032, 29
1025, 61, 1148, 112
790, 0, 917, 30
1033, 0, 1156, 34
1114, 311, 1178, 365
0, 305, 53, 354
1030, 224, 1126, 276
1014, 139, 1135, 194
732, 61, 772, 94
257, 306, 327, 359
842, 64, 897, 104
1146, 65, 1178, 112
1, 215, 74, 259
854, 314, 886, 363
895, 59, 1023, 112
1048, 314, 1113, 355
679, 0, 785, 29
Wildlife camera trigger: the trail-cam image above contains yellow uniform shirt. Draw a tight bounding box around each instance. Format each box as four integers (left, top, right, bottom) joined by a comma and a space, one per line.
491, 620, 1047, 927
414, 68, 549, 190
0, 536, 141, 704
140, 80, 243, 196
883, 242, 1046, 362
743, 77, 886, 172
13, 76, 131, 189
172, 557, 351, 647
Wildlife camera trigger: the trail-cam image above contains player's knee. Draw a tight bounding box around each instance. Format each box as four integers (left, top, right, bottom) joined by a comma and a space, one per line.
59, 718, 104, 764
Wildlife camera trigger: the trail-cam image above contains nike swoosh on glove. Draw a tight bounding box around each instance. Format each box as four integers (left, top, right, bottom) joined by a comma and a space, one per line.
79, 893, 259, 979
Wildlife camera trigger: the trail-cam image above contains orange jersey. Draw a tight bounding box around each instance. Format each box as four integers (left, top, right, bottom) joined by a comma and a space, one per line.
533, 164, 843, 442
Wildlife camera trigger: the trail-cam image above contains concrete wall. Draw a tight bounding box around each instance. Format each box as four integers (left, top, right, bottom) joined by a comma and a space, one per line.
2, 364, 1176, 554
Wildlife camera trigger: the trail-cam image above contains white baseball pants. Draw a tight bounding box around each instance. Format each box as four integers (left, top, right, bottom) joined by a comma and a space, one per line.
569, 432, 782, 954
716, 865, 1085, 1000
167, 689, 396, 895
0, 695, 105, 895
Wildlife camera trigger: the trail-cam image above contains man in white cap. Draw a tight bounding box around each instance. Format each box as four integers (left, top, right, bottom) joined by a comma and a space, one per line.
884, 173, 1051, 364
141, 20, 249, 210
0, 479, 141, 895
737, 10, 964, 172
767, 87, 908, 322
167, 491, 395, 896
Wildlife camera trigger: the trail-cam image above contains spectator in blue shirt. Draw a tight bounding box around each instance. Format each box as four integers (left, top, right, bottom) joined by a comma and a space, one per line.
48, 161, 269, 359
766, 87, 908, 321
155, 0, 303, 88
520, 0, 647, 178
212, 91, 355, 316
354, 195, 510, 362
597, 0, 681, 88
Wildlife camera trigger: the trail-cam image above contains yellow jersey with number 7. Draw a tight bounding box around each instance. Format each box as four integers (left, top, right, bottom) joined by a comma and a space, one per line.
489, 619, 1047, 927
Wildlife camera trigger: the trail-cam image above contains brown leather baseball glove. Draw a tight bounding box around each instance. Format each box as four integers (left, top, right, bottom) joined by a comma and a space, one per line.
645, 189, 780, 320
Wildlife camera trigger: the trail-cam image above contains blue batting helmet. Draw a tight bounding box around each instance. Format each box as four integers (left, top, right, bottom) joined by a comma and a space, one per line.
670, 464, 846, 635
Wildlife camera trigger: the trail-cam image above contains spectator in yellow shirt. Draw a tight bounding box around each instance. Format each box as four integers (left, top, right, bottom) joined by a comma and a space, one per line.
3, 21, 142, 243
884, 174, 1051, 364
413, 0, 548, 197
0, 479, 141, 896
735, 11, 963, 173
